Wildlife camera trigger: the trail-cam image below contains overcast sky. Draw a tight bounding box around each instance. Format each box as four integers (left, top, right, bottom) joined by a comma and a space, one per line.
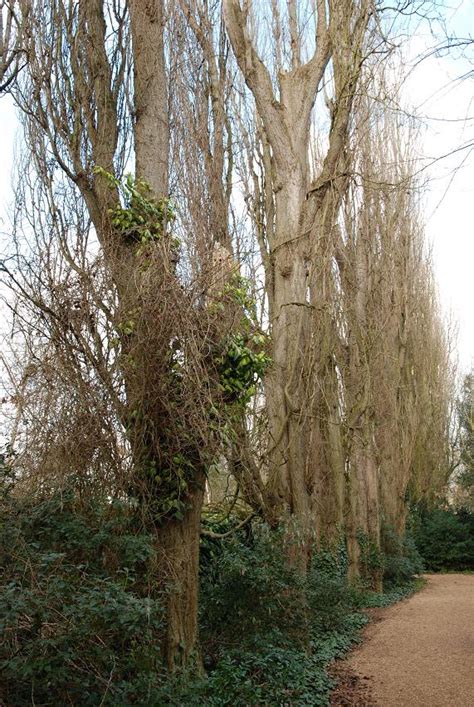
0, 1, 473, 374
401, 0, 473, 373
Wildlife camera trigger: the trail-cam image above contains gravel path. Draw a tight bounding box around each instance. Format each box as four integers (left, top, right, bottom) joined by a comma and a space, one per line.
333, 574, 474, 706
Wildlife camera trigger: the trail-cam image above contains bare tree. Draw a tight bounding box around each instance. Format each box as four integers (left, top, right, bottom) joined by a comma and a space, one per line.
222, 2, 454, 584
5, 0, 235, 670
0, 1, 27, 93
223, 0, 373, 566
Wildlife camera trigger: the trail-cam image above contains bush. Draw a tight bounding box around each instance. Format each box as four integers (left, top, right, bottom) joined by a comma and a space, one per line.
194, 526, 366, 706
0, 480, 421, 706
200, 524, 309, 659
163, 648, 333, 707
0, 493, 366, 706
412, 506, 474, 572
307, 546, 354, 633
381, 524, 424, 588
0, 492, 166, 705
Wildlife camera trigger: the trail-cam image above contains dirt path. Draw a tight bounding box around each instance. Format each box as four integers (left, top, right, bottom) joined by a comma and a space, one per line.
331, 574, 474, 706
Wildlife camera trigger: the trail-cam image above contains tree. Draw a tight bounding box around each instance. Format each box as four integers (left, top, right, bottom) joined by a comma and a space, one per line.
0, 1, 26, 93
456, 371, 474, 509
0, 0, 456, 673
4, 0, 233, 670
223, 0, 374, 567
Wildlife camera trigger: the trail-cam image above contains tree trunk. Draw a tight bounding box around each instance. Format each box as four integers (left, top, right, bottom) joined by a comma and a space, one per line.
223, 0, 371, 568
159, 474, 205, 671
129, 0, 169, 197
127, 0, 204, 668
347, 431, 382, 590
267, 173, 311, 520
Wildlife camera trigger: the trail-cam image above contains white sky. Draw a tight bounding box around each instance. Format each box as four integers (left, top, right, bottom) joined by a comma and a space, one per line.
0, 94, 16, 232
401, 1, 474, 373
0, 3, 473, 375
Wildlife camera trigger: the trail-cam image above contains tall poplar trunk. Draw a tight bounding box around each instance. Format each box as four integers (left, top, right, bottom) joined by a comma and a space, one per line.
267, 170, 312, 525
343, 236, 382, 588
128, 0, 203, 668
346, 431, 381, 589
223, 0, 370, 568
313, 363, 346, 544
223, 0, 328, 563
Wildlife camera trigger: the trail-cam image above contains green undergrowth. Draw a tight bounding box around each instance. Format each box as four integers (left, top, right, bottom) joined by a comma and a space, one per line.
161, 523, 423, 706
0, 491, 166, 705
161, 528, 369, 707
360, 576, 426, 608
0, 485, 424, 706
411, 505, 474, 572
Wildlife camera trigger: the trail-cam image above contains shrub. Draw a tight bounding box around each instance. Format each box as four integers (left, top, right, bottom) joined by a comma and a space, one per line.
0, 491, 166, 705
195, 525, 366, 706
0, 481, 421, 706
381, 524, 424, 588
412, 506, 474, 572
307, 546, 354, 633
200, 524, 308, 659
163, 647, 334, 707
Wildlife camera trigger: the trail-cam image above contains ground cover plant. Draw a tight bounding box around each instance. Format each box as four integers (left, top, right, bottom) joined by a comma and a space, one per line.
0, 470, 426, 706
0, 491, 166, 705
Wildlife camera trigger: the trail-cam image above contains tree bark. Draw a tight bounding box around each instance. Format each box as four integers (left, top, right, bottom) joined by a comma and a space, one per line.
18, 0, 203, 670
159, 474, 205, 671
128, 0, 204, 669
129, 0, 169, 197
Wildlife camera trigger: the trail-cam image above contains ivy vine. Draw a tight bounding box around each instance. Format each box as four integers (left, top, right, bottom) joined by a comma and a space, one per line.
217, 332, 271, 405
94, 167, 176, 250
93, 170, 272, 521
215, 275, 271, 406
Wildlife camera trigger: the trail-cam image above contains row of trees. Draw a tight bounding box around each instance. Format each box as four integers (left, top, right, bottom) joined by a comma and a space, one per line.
0, 0, 455, 669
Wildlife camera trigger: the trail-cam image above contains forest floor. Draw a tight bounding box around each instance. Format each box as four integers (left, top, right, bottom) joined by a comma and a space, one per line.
330, 574, 474, 706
